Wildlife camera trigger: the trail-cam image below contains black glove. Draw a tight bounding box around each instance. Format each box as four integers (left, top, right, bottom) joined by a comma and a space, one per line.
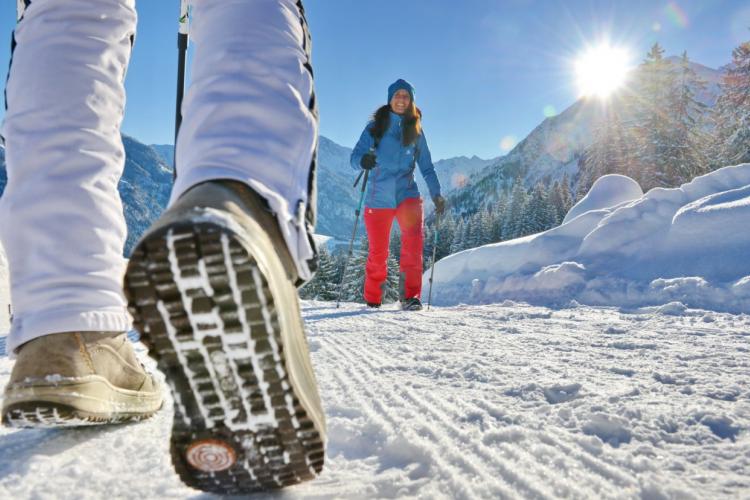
360, 153, 377, 170
433, 195, 446, 215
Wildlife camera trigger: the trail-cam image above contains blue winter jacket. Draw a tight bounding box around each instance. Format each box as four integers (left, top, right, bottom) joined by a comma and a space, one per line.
350, 112, 441, 209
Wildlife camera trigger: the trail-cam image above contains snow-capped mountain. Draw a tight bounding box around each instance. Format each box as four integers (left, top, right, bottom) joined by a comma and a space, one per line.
418, 154, 497, 199
150, 144, 174, 169
118, 135, 173, 253
314, 136, 362, 241
447, 60, 725, 214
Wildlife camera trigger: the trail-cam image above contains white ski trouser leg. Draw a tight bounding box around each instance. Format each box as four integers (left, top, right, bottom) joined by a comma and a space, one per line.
0, 0, 136, 354
171, 0, 318, 282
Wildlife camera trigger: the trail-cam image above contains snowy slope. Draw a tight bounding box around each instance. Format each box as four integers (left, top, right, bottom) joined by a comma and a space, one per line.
118, 135, 173, 254
431, 164, 750, 314
0, 300, 747, 498
150, 143, 175, 169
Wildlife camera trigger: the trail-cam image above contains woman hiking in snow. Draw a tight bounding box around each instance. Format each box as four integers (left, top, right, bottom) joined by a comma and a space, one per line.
350, 79, 446, 311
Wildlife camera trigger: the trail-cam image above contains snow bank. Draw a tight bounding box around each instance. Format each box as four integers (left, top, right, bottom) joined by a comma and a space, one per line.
563, 174, 643, 223
429, 164, 750, 313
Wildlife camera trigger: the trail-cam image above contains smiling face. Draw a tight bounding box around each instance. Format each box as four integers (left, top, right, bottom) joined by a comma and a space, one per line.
390, 89, 411, 115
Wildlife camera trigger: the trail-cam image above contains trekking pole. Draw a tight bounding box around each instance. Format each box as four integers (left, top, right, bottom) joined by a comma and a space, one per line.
426, 213, 441, 311
335, 169, 370, 308
173, 0, 190, 179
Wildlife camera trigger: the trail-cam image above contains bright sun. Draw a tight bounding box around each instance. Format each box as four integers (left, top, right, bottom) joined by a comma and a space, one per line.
575, 44, 631, 99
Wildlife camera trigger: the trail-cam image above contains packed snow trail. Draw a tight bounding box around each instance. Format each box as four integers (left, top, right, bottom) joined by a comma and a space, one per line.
0, 300, 748, 499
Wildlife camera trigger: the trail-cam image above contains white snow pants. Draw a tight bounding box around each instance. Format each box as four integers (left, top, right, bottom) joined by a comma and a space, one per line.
0, 0, 318, 354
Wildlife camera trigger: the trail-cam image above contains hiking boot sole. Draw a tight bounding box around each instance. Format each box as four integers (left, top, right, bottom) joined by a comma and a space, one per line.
124, 209, 325, 494
2, 375, 162, 427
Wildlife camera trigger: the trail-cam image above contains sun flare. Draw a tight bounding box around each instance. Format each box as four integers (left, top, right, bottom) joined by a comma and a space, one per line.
575, 44, 632, 99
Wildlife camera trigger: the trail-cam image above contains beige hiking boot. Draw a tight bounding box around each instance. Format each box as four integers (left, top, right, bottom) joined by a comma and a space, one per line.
2, 331, 163, 427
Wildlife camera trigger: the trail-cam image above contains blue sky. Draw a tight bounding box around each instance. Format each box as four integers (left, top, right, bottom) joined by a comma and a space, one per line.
1, 1, 749, 160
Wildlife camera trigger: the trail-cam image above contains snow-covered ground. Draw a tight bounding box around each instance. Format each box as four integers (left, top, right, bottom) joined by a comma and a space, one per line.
1, 164, 749, 497
0, 300, 748, 499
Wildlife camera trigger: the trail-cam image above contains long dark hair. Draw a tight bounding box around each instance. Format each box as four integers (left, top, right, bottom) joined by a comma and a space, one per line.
370, 102, 422, 146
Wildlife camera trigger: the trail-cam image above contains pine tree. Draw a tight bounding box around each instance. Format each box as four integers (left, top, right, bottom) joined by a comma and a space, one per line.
299, 247, 342, 301
451, 218, 466, 253
503, 178, 528, 239
479, 206, 493, 245
384, 253, 401, 303
389, 228, 401, 265
434, 211, 455, 260
525, 183, 555, 234
581, 105, 637, 192
464, 215, 478, 249
491, 193, 508, 241
549, 180, 569, 225
634, 43, 676, 189
664, 51, 709, 184
340, 239, 368, 303
559, 173, 574, 220
714, 40, 750, 165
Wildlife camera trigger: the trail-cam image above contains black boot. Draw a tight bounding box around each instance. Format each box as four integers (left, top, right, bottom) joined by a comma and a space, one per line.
401, 298, 423, 311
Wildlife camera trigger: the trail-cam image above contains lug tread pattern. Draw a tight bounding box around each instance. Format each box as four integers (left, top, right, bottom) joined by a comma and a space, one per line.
125, 221, 324, 494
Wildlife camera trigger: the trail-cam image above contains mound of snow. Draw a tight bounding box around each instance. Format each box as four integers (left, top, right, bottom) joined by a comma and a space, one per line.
429, 164, 750, 313
563, 174, 643, 224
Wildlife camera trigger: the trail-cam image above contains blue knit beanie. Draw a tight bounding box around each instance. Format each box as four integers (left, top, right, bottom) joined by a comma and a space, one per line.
388, 79, 415, 103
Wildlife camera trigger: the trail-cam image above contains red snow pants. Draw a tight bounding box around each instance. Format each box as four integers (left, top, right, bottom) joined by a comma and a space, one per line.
363, 197, 424, 304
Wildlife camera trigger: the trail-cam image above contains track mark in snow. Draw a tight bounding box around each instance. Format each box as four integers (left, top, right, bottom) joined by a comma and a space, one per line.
341, 332, 630, 499
326, 338, 551, 499
316, 319, 534, 498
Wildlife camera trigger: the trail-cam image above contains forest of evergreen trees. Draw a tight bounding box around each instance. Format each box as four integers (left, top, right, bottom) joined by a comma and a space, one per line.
301, 38, 750, 304
579, 40, 750, 192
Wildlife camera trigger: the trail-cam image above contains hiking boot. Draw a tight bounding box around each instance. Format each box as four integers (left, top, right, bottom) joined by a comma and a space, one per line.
124, 180, 325, 495
2, 331, 163, 427
366, 302, 381, 309
401, 298, 423, 311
